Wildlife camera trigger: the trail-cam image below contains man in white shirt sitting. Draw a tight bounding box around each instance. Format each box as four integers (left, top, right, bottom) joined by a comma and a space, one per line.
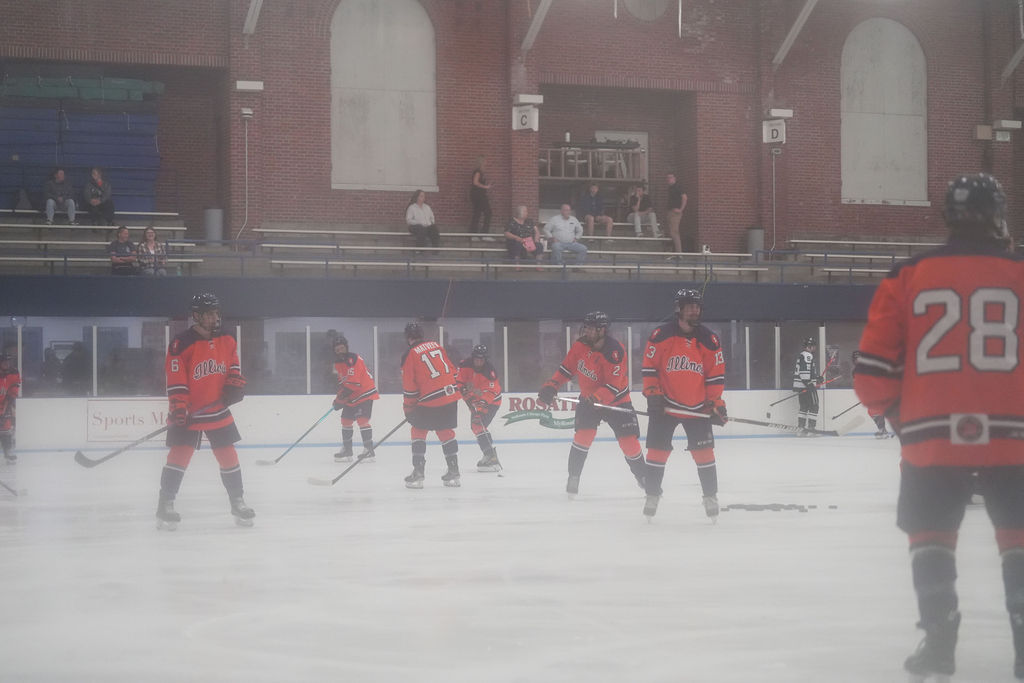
543, 203, 588, 266
405, 190, 440, 255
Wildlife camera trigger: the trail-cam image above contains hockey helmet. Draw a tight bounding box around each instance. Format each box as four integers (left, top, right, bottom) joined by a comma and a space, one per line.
471, 344, 488, 359
333, 333, 349, 348
674, 288, 703, 315
944, 173, 1010, 246
404, 322, 424, 341
189, 292, 220, 313
582, 311, 610, 329
802, 336, 816, 349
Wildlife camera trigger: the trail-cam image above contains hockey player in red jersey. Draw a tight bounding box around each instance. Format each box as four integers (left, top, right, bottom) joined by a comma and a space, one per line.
0, 353, 21, 463
400, 322, 461, 488
456, 344, 502, 472
331, 334, 379, 463
855, 173, 1024, 681
641, 289, 726, 520
537, 311, 646, 496
157, 293, 253, 529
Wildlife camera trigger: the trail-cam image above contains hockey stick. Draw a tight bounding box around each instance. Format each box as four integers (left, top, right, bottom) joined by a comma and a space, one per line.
831, 401, 862, 421
307, 418, 408, 487
0, 478, 26, 497
256, 406, 335, 466
74, 401, 221, 469
729, 415, 864, 437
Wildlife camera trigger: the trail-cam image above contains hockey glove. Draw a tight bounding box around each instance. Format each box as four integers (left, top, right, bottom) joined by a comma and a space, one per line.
169, 405, 189, 427
333, 387, 354, 411
816, 375, 825, 384
537, 382, 558, 408
222, 374, 246, 407
646, 393, 669, 416
473, 399, 489, 414
704, 399, 728, 426
576, 394, 596, 408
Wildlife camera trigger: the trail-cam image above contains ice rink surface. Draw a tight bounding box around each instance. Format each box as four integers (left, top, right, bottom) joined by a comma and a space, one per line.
0, 432, 1016, 683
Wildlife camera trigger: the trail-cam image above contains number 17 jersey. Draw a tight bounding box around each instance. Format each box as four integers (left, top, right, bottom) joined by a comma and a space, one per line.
855, 240, 1024, 466
401, 340, 459, 407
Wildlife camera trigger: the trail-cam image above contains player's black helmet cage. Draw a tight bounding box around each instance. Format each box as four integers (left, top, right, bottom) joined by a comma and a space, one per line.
471, 344, 488, 359
189, 292, 220, 313
944, 173, 1010, 246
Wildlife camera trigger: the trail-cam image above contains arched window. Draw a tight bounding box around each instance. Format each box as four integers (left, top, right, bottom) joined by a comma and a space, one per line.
841, 18, 927, 205
330, 0, 437, 190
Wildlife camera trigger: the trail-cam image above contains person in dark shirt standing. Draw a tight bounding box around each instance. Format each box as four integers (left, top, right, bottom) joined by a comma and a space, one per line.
469, 156, 493, 233
107, 226, 137, 275
579, 183, 614, 237
666, 173, 689, 254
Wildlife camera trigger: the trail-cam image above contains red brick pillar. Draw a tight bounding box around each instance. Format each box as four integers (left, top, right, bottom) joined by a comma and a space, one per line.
507, 2, 540, 219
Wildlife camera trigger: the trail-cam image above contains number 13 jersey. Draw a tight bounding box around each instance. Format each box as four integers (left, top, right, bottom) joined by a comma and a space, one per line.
855, 240, 1024, 466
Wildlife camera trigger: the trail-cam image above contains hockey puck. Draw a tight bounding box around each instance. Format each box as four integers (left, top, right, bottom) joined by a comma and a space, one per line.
828, 504, 838, 509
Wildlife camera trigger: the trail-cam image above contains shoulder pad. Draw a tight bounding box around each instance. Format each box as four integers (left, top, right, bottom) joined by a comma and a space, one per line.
648, 323, 676, 343
338, 353, 356, 367
399, 348, 412, 366
694, 325, 721, 350
458, 358, 474, 370
169, 328, 201, 355
483, 363, 498, 380
601, 336, 626, 364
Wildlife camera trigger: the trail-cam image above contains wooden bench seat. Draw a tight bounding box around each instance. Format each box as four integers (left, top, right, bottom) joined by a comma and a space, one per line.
0, 255, 203, 275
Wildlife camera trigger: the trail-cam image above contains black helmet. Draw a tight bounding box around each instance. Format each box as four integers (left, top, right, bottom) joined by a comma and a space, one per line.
582, 311, 610, 328
944, 173, 1009, 246
802, 336, 816, 349
675, 288, 703, 311
471, 344, 488, 359
404, 322, 424, 341
333, 334, 349, 349
189, 292, 220, 313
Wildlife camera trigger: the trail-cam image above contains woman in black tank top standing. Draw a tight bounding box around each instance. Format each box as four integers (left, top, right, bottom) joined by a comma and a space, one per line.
469, 155, 493, 233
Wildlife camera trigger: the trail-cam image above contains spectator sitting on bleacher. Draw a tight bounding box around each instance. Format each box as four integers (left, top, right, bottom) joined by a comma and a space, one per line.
543, 203, 587, 266
504, 205, 545, 267
405, 190, 440, 255
627, 184, 661, 238
578, 184, 614, 237
84, 167, 115, 226
44, 167, 77, 225
135, 226, 168, 276
108, 226, 138, 276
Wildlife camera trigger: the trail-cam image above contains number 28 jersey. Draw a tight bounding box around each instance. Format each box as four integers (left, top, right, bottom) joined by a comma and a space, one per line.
855, 241, 1024, 466
401, 340, 460, 408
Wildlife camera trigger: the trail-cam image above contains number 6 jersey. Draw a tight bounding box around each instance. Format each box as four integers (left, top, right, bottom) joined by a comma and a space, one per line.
855, 240, 1024, 466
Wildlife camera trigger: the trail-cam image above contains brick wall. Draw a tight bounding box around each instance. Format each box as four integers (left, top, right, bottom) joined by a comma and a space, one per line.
2, 0, 1022, 248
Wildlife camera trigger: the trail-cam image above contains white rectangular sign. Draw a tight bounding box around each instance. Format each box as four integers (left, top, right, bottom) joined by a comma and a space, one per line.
762, 118, 786, 144
86, 399, 167, 442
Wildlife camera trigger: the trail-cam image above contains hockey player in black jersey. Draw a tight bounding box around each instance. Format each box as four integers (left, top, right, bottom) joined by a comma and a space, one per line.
792, 337, 822, 434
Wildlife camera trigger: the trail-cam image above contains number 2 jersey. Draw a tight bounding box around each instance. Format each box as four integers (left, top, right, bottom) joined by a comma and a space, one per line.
642, 322, 725, 412
401, 340, 460, 408
546, 336, 630, 406
166, 328, 244, 432
855, 239, 1024, 466
456, 360, 502, 407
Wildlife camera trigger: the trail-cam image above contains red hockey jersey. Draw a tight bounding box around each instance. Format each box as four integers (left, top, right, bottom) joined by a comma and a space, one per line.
642, 322, 725, 412
401, 341, 459, 407
166, 328, 245, 432
855, 240, 1024, 466
334, 353, 379, 406
457, 360, 502, 407
0, 368, 20, 433
546, 336, 630, 406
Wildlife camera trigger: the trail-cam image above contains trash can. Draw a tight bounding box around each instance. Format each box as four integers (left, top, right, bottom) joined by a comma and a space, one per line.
746, 225, 765, 257
204, 208, 224, 243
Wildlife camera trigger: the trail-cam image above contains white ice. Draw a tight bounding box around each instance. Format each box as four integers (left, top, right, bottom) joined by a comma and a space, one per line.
0, 433, 1015, 683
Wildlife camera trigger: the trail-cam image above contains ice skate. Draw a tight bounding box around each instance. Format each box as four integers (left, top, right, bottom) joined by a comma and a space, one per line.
3, 453, 15, 464
156, 496, 180, 531
441, 466, 461, 487
230, 496, 255, 527
1015, 655, 1024, 680
566, 475, 580, 498
702, 494, 720, 521
904, 613, 959, 683
334, 445, 353, 463
643, 494, 660, 519
405, 466, 425, 489
358, 447, 375, 463
476, 451, 501, 472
